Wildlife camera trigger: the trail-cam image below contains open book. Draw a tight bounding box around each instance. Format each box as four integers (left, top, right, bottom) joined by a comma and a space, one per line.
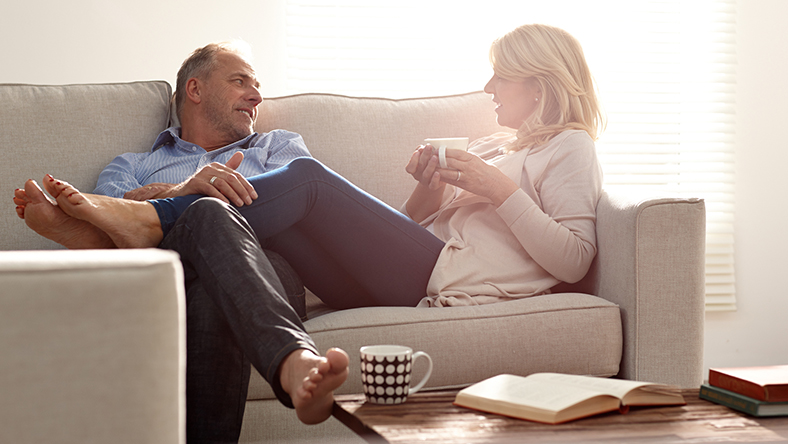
454, 373, 685, 424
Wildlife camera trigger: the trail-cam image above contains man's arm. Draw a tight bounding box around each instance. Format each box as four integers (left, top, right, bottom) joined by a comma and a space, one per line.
98, 131, 307, 203
122, 182, 182, 201
93, 153, 148, 198
123, 152, 257, 206
260, 131, 312, 170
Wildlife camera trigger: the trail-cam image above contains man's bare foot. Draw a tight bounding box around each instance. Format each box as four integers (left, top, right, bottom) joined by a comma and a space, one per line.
47, 176, 164, 249
280, 347, 349, 425
13, 179, 115, 249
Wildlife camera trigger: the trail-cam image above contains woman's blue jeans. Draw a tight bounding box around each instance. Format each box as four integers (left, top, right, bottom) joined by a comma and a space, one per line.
153, 157, 445, 309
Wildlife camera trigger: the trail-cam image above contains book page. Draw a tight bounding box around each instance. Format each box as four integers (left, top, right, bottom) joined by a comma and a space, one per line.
713, 365, 788, 385
456, 374, 684, 423
460, 374, 618, 412
526, 373, 653, 399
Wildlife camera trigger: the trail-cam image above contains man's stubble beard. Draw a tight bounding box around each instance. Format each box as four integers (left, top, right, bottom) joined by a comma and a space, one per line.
204, 95, 254, 143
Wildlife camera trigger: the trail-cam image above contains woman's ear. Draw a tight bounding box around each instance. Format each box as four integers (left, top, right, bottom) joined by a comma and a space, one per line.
528, 77, 543, 103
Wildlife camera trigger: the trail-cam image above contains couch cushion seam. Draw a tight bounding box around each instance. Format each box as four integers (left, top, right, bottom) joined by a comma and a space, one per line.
307, 304, 620, 333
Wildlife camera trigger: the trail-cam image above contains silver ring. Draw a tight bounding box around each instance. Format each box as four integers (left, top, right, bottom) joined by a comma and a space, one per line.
456, 171, 461, 181
209, 176, 218, 185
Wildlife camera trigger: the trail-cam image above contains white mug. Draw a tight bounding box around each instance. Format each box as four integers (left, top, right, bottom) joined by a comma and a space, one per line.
424, 137, 469, 169
360, 345, 433, 405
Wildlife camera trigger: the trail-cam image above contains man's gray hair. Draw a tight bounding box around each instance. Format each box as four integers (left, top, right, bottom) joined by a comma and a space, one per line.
174, 40, 253, 122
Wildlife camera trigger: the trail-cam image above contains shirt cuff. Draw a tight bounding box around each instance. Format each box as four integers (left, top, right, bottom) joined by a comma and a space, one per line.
495, 188, 536, 227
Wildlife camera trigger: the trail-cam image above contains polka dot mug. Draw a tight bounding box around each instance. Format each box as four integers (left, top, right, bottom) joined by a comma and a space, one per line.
359, 345, 433, 405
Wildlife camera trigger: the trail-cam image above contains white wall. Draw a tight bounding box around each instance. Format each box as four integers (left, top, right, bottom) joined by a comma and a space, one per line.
703, 0, 788, 373
0, 0, 289, 96
2, 0, 786, 377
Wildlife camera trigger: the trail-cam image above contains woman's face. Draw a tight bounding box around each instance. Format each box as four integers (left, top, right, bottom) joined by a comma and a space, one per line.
484, 74, 541, 130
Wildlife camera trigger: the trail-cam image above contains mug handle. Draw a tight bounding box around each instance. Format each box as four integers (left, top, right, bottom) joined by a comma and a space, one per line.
407, 351, 433, 395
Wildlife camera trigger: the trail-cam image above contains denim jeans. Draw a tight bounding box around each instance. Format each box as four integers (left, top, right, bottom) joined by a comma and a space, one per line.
152, 157, 445, 309
159, 198, 317, 444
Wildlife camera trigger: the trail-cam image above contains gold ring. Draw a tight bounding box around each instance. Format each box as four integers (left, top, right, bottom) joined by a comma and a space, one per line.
209, 176, 218, 185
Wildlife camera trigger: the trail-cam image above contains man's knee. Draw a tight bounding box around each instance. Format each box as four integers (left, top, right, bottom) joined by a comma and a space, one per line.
182, 197, 234, 217
178, 197, 253, 237
184, 197, 241, 223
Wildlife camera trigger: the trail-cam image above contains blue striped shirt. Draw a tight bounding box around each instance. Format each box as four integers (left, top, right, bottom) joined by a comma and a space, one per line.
94, 127, 311, 198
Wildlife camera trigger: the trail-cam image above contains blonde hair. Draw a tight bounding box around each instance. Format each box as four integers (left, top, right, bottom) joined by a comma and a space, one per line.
489, 24, 605, 151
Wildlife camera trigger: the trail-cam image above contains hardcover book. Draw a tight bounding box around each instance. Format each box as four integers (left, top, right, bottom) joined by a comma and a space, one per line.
454, 373, 685, 424
700, 383, 788, 417
709, 365, 788, 402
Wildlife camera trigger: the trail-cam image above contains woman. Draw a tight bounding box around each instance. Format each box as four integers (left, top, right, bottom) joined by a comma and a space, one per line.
27, 23, 604, 309
403, 24, 604, 306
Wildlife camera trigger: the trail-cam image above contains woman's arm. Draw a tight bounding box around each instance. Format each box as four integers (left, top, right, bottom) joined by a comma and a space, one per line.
497, 134, 602, 283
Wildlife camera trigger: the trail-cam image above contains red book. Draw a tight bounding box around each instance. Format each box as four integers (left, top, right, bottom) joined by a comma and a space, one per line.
709, 365, 788, 402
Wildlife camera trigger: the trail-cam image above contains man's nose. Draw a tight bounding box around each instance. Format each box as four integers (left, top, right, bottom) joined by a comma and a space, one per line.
249, 92, 263, 106
248, 89, 263, 106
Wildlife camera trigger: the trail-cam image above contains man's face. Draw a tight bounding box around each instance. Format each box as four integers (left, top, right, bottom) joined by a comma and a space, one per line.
201, 52, 263, 143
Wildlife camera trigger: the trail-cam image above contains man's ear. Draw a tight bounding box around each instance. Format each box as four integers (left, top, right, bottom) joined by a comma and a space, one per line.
185, 78, 202, 105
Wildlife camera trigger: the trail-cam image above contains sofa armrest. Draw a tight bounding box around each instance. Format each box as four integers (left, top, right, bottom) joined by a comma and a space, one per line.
593, 191, 706, 387
0, 249, 185, 444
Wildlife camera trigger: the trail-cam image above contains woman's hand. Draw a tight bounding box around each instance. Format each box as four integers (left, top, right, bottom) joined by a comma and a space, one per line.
404, 144, 520, 222
440, 149, 520, 207
404, 144, 448, 222
405, 145, 445, 191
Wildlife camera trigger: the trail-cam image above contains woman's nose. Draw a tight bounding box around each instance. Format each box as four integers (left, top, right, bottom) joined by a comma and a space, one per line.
483, 75, 495, 94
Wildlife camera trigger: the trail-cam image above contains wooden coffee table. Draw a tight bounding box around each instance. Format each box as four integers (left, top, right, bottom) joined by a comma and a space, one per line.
333, 389, 788, 443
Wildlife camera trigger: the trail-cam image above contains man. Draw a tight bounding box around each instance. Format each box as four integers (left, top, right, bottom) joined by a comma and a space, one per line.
14, 41, 349, 444
96, 41, 300, 204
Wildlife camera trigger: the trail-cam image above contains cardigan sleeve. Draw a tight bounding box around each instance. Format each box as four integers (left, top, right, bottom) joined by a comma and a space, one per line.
495, 132, 602, 283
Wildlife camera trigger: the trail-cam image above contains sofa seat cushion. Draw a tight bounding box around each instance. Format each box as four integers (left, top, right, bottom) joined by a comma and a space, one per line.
246, 292, 622, 400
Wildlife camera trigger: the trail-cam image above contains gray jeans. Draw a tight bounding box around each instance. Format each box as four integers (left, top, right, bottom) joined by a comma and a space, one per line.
159, 197, 317, 444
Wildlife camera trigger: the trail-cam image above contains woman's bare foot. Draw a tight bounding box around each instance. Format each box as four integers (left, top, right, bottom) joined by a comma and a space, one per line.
46, 176, 164, 249
13, 179, 115, 249
280, 347, 349, 424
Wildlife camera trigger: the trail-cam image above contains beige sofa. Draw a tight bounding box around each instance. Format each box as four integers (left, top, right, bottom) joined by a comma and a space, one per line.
0, 81, 706, 444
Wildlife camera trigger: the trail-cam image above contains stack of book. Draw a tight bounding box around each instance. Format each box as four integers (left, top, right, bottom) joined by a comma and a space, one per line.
700, 365, 788, 417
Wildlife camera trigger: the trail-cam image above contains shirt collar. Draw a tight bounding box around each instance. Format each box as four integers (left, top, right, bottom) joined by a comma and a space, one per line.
151, 127, 181, 152
151, 127, 258, 152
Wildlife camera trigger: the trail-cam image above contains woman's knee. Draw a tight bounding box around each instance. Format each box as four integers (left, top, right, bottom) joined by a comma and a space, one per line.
286, 157, 329, 177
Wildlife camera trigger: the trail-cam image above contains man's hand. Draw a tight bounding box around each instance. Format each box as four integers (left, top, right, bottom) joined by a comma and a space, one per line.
123, 151, 258, 206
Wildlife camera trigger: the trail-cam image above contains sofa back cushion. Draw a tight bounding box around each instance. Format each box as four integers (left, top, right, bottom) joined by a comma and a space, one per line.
1, 86, 501, 250
256, 92, 508, 208
0, 82, 172, 250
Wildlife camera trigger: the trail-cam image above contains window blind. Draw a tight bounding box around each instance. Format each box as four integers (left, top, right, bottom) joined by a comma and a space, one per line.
285, 0, 737, 310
